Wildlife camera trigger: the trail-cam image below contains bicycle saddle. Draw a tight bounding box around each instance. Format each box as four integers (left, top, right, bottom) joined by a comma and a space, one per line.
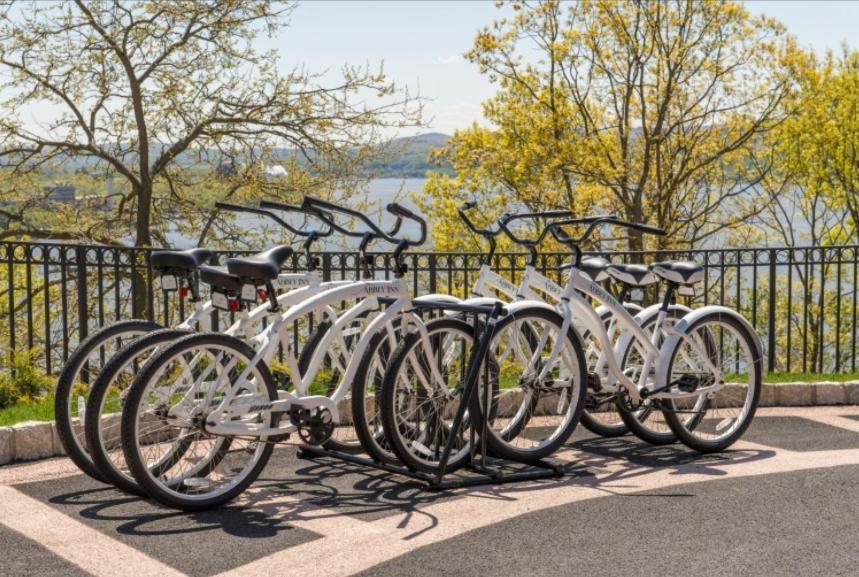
561, 256, 610, 282
150, 248, 214, 271
605, 263, 657, 287
225, 245, 294, 282
199, 265, 245, 293
650, 261, 704, 285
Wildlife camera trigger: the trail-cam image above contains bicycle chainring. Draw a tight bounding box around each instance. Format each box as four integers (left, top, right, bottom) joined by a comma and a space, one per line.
290, 406, 335, 446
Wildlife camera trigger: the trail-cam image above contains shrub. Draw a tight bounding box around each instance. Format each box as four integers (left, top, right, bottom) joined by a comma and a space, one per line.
0, 374, 18, 409
0, 349, 55, 409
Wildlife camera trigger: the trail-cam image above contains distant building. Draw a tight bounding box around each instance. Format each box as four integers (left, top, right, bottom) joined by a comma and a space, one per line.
41, 182, 114, 211
45, 183, 76, 202
264, 164, 288, 178
217, 163, 238, 177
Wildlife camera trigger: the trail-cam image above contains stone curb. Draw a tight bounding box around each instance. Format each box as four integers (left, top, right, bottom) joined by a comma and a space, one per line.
0, 420, 67, 466
1, 381, 858, 466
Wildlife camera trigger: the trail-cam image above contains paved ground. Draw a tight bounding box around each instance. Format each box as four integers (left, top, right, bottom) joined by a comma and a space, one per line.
2, 406, 859, 577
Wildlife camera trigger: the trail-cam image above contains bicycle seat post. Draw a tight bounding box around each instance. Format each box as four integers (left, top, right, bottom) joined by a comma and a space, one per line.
358, 232, 375, 280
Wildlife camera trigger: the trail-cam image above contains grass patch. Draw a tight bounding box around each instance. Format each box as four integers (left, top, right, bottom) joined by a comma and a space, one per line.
0, 396, 55, 427
765, 372, 859, 383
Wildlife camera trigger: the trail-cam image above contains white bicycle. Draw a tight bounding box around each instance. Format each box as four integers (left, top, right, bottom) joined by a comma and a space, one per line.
536, 216, 763, 453
80, 199, 415, 494
55, 201, 351, 484
455, 204, 693, 443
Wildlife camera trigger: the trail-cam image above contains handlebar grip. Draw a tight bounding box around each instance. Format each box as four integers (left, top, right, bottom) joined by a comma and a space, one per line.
215, 201, 254, 213
632, 222, 667, 236
387, 203, 427, 246
386, 202, 420, 221
259, 200, 303, 213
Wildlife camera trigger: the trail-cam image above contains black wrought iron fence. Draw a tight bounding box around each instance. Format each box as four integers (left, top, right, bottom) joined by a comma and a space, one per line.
2, 241, 857, 375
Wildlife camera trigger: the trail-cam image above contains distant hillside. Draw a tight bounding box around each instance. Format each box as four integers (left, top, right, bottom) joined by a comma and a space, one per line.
369, 132, 453, 178
22, 133, 454, 179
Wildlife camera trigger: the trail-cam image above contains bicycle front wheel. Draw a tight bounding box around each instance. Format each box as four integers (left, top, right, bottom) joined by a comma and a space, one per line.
479, 306, 587, 462
380, 317, 494, 474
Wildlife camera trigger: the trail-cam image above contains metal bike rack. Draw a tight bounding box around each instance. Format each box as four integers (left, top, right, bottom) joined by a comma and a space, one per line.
297, 301, 566, 490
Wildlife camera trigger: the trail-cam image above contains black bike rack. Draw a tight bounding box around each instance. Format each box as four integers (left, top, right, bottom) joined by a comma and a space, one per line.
297, 301, 566, 490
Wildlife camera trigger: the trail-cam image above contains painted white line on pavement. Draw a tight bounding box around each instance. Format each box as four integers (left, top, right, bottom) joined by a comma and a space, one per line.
798, 412, 859, 434
0, 457, 81, 486
0, 485, 187, 577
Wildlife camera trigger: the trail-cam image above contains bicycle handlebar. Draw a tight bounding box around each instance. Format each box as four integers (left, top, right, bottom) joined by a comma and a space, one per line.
302, 196, 422, 246
214, 201, 329, 238
547, 216, 666, 247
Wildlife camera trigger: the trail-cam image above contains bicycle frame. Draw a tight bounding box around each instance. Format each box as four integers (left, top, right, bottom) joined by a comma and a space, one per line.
184, 276, 460, 437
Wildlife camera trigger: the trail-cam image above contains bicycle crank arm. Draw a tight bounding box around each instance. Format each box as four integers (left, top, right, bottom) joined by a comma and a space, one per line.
211, 395, 340, 427
646, 382, 725, 400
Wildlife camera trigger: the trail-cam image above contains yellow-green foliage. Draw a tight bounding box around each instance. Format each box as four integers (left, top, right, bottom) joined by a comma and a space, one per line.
0, 350, 56, 410
766, 48, 859, 242
418, 0, 797, 251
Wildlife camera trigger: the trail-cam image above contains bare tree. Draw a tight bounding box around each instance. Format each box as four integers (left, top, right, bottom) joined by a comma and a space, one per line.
0, 0, 420, 246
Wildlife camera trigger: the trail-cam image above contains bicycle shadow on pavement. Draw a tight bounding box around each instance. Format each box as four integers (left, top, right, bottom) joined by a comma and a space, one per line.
48, 485, 294, 539
565, 434, 776, 487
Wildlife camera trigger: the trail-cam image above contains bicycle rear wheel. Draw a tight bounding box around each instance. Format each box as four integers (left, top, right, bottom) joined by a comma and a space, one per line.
616, 306, 692, 445
55, 319, 163, 482
579, 305, 641, 438
662, 312, 762, 452
121, 333, 276, 510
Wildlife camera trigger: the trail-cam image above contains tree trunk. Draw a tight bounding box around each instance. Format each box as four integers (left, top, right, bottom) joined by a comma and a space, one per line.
624, 201, 645, 252
132, 182, 152, 320
134, 182, 152, 247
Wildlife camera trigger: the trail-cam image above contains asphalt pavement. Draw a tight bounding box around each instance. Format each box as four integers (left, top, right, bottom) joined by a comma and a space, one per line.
1, 405, 858, 577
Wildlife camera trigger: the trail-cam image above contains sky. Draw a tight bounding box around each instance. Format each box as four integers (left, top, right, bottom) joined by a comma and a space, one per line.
266, 0, 859, 136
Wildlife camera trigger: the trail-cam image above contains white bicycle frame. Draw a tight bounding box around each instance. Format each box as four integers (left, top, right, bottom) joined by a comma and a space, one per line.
468, 262, 643, 378
470, 260, 702, 402
181, 276, 460, 437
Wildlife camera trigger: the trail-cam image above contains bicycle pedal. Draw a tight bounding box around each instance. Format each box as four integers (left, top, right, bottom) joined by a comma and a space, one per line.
587, 372, 603, 392
266, 434, 290, 444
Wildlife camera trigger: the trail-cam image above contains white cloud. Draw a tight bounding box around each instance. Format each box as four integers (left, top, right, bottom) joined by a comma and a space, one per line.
428, 101, 486, 134
436, 54, 463, 65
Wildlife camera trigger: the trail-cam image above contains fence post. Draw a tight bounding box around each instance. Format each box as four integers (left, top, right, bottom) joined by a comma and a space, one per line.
429, 253, 437, 295
76, 245, 89, 343
6, 245, 15, 356
768, 249, 776, 373
321, 252, 331, 283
